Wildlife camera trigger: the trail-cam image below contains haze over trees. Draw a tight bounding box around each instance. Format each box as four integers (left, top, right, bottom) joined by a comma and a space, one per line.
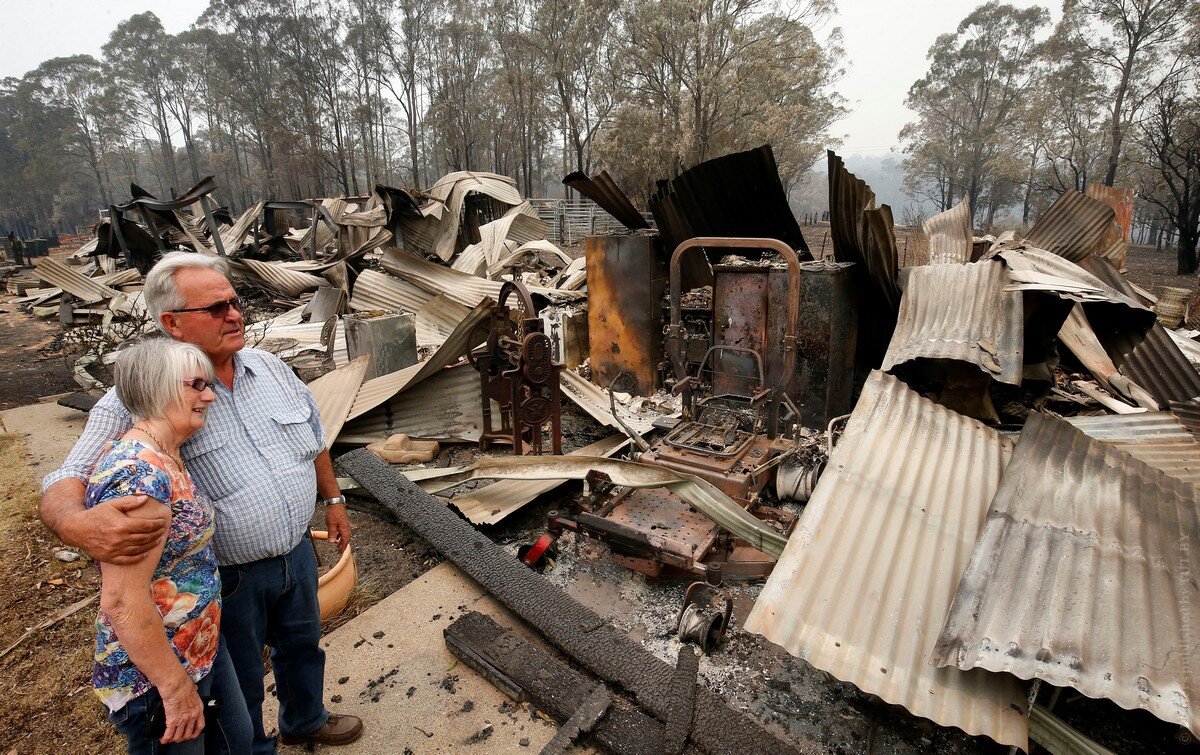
900, 0, 1200, 273
0, 0, 844, 236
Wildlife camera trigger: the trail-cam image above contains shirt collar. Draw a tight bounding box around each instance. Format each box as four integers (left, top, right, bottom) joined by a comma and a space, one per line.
232, 349, 259, 379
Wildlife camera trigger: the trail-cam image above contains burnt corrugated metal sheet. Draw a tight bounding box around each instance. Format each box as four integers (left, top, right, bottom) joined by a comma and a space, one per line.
1084, 184, 1133, 269
348, 269, 434, 314
415, 294, 471, 348
307, 355, 371, 449
883, 261, 1023, 385
1081, 258, 1200, 405
562, 171, 649, 230
648, 144, 808, 258
1065, 411, 1200, 487
380, 248, 582, 308
828, 152, 900, 366
1023, 190, 1115, 262
423, 171, 523, 261
237, 258, 325, 298
450, 435, 628, 524
346, 302, 491, 421
32, 258, 120, 304
933, 412, 1200, 737
923, 199, 973, 265
743, 371, 1029, 750
338, 364, 484, 443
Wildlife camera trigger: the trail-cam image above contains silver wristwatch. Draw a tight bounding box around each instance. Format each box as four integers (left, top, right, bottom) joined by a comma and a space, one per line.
320, 496, 347, 506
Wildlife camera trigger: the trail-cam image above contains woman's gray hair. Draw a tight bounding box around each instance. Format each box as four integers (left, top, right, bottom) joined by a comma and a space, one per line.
112, 339, 216, 421
144, 252, 230, 334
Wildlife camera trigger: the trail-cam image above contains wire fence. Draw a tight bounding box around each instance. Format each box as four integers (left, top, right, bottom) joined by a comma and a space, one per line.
528, 198, 655, 246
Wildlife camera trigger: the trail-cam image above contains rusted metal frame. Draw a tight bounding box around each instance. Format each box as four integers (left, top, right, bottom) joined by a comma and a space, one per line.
668, 237, 800, 438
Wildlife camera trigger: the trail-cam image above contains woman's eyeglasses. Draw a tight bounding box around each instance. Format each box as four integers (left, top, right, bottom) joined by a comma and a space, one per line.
169, 297, 244, 318
182, 377, 215, 392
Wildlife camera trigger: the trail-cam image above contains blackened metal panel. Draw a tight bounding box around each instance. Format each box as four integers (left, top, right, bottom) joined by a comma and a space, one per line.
562, 171, 649, 230
585, 234, 666, 396
712, 265, 769, 396
792, 261, 858, 428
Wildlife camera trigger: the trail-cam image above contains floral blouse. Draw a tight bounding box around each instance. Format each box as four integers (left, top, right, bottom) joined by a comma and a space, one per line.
84, 438, 221, 713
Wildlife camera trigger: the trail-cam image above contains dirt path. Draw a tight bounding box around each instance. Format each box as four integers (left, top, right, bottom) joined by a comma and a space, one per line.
0, 295, 78, 410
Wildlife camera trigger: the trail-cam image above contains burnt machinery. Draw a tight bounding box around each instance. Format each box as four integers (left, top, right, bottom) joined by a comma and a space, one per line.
535, 238, 806, 581
469, 280, 563, 455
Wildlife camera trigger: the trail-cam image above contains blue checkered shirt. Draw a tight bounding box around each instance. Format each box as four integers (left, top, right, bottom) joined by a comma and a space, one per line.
43, 349, 327, 566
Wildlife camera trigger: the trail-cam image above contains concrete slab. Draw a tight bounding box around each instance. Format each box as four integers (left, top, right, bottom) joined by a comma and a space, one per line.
266, 562, 562, 753
1, 400, 89, 480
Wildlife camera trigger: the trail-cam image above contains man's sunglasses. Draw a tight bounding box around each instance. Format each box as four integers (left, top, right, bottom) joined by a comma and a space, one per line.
169, 297, 244, 318
182, 377, 215, 392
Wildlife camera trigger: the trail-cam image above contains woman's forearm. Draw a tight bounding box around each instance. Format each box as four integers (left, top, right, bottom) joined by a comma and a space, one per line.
101, 592, 193, 697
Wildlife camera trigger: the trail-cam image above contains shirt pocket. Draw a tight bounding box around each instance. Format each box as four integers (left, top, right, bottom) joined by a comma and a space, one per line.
269, 403, 323, 464
185, 431, 237, 501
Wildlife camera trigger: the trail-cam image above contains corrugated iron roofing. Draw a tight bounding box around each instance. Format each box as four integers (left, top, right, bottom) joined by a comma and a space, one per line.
932, 412, 1200, 737
348, 269, 434, 314
744, 370, 1029, 750
450, 434, 629, 525
882, 261, 1023, 384
32, 258, 120, 304
648, 144, 808, 258
415, 294, 471, 348
1023, 190, 1115, 262
237, 258, 325, 298
380, 248, 582, 308
423, 171, 523, 261
562, 170, 649, 230
1065, 411, 1200, 487
1081, 258, 1200, 406
923, 199, 973, 265
307, 355, 371, 449
338, 363, 484, 444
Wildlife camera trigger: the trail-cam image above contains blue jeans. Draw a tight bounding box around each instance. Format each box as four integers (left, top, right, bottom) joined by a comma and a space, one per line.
219, 533, 329, 754
109, 637, 252, 755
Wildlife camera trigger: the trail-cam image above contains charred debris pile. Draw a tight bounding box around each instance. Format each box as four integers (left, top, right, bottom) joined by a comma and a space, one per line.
17, 145, 1200, 754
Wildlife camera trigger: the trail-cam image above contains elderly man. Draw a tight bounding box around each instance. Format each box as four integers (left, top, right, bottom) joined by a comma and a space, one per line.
41, 252, 364, 752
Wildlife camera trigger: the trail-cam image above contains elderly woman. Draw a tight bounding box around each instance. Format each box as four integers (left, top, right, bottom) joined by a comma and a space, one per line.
86, 339, 250, 754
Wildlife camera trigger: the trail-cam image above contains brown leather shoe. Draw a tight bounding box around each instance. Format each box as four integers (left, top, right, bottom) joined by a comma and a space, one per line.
279, 713, 364, 746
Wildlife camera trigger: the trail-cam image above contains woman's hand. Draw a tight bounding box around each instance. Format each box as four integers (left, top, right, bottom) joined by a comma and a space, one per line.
160, 680, 205, 744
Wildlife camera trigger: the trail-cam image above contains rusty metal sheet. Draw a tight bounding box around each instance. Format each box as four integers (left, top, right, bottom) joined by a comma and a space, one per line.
562, 170, 649, 230
449, 435, 629, 525
793, 260, 858, 428
744, 370, 1028, 750
1023, 190, 1115, 262
711, 264, 770, 395
933, 412, 1200, 737
1084, 184, 1134, 269
307, 355, 371, 449
882, 260, 1023, 385
585, 234, 666, 396
923, 198, 973, 265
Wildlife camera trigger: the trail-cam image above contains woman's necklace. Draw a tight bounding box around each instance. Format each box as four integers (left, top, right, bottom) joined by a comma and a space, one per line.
135, 423, 186, 473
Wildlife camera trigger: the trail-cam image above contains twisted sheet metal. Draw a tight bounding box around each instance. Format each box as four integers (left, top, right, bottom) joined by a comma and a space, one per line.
237, 258, 325, 298
307, 355, 371, 449
1024, 190, 1115, 262
415, 294, 471, 347
32, 258, 120, 304
562, 170, 649, 230
1065, 411, 1200, 487
338, 363, 483, 444
348, 269, 434, 314
923, 199, 973, 265
423, 171, 522, 261
1081, 258, 1200, 406
882, 261, 1023, 385
744, 371, 1028, 749
346, 302, 491, 421
380, 248, 582, 308
933, 413, 1200, 737
1084, 184, 1134, 269
449, 435, 629, 525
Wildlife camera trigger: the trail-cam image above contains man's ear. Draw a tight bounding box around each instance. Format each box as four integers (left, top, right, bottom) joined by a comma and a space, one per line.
159, 313, 184, 339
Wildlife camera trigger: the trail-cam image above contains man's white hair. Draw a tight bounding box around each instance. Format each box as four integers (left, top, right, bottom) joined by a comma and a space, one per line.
144, 252, 230, 334
112, 339, 215, 422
